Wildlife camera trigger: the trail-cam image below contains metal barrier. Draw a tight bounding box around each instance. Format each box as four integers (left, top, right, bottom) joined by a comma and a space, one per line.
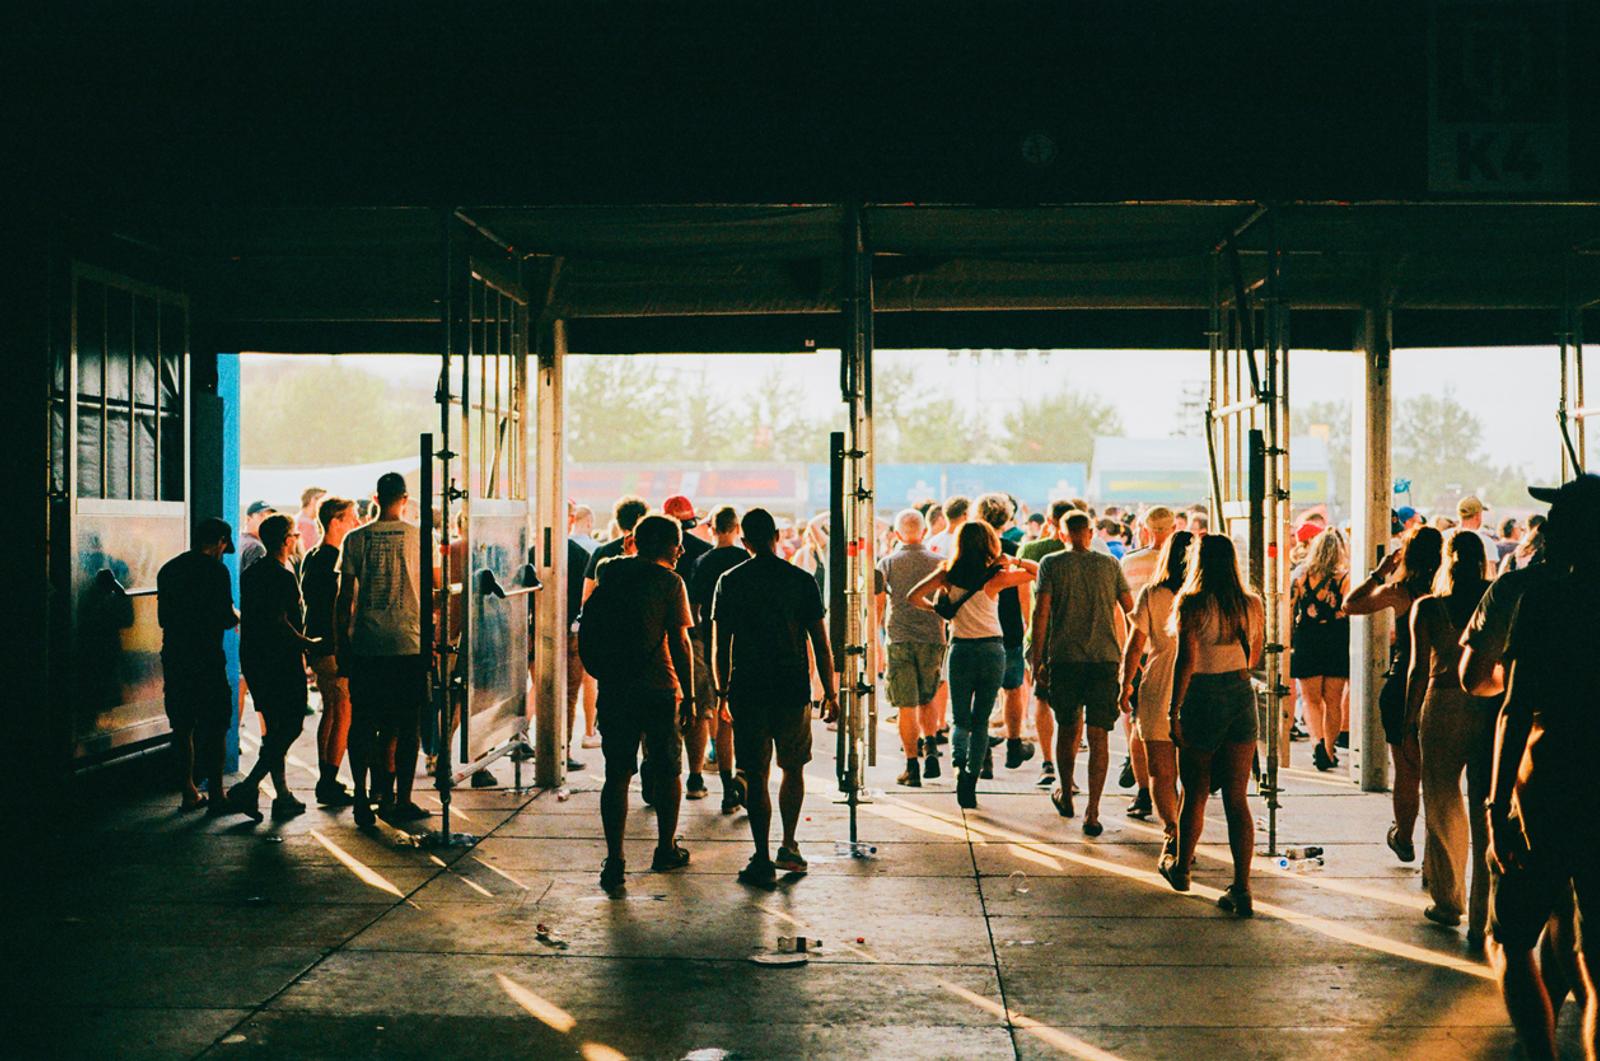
95, 569, 158, 598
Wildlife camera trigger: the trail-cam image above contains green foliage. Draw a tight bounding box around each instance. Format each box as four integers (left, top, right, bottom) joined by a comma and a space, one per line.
999, 386, 1122, 463
1292, 398, 1353, 505
241, 359, 435, 467
1392, 388, 1527, 513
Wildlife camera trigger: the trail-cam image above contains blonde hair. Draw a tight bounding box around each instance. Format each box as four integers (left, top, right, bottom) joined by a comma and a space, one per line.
1303, 528, 1346, 586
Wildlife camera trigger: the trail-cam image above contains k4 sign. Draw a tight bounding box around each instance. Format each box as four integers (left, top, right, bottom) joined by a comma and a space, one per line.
1428, 1, 1568, 195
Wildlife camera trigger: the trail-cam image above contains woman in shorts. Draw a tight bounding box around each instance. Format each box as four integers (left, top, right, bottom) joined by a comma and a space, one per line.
1161, 535, 1264, 917
1118, 530, 1193, 868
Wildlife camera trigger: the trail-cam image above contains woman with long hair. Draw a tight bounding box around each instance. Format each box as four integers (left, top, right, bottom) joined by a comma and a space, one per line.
1161, 535, 1265, 916
1290, 529, 1351, 772
1118, 529, 1193, 862
910, 521, 1037, 809
1344, 525, 1444, 865
1408, 530, 1497, 944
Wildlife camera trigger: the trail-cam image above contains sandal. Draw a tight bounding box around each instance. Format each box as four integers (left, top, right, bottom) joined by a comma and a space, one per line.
1158, 858, 1191, 893
1386, 823, 1416, 863
1217, 884, 1254, 918
1050, 786, 1074, 818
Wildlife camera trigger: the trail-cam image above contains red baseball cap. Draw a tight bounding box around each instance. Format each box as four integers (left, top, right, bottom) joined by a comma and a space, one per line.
662, 495, 697, 526
1295, 522, 1321, 544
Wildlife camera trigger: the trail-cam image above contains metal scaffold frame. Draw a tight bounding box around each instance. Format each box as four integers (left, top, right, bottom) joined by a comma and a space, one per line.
1205, 209, 1291, 857
1558, 262, 1594, 478
833, 205, 878, 849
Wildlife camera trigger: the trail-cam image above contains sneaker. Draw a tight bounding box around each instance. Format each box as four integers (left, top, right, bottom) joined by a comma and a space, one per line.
1335, 731, 1350, 749
979, 752, 994, 780
1288, 723, 1308, 742
923, 751, 942, 780
227, 783, 264, 823
774, 846, 808, 874
271, 794, 307, 820
897, 759, 922, 788
382, 800, 432, 824
1005, 738, 1036, 770
1118, 756, 1135, 789
315, 780, 354, 807
1386, 823, 1416, 863
1037, 762, 1057, 788
470, 769, 499, 789
353, 801, 377, 828
599, 857, 626, 893
651, 841, 691, 871
956, 770, 978, 810
1126, 788, 1152, 819
720, 776, 747, 815
1312, 743, 1333, 772
1083, 819, 1103, 838
565, 758, 587, 772
1159, 858, 1191, 893
934, 729, 950, 746
1218, 884, 1254, 917
1423, 904, 1461, 927
738, 855, 777, 887
987, 734, 1005, 748
580, 733, 602, 749
685, 773, 709, 800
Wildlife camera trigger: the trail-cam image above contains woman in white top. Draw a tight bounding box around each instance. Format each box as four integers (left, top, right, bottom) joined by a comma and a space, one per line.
1118, 530, 1193, 859
1161, 534, 1265, 917
910, 522, 1036, 810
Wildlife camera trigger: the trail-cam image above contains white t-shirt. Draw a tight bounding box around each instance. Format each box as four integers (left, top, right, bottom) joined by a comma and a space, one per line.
926, 524, 959, 557
340, 518, 424, 656
1131, 584, 1178, 720
1121, 546, 1160, 598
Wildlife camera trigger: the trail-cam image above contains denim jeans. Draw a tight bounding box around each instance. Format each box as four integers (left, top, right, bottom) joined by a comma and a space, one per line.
948, 638, 1006, 772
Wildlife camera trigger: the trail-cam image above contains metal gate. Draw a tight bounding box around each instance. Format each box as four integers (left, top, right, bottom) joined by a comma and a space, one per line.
54, 264, 190, 761
1205, 224, 1291, 854
1558, 281, 1592, 477
435, 227, 535, 786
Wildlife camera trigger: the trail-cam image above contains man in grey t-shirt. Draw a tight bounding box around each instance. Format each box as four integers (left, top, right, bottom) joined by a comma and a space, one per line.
1030, 510, 1133, 835
336, 471, 429, 828
875, 509, 946, 787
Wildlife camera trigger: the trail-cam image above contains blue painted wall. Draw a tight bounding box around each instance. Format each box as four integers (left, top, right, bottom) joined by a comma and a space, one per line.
218, 353, 242, 772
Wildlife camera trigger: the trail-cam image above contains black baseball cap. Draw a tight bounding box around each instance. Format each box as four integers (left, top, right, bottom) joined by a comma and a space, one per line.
376, 471, 408, 504
245, 499, 276, 517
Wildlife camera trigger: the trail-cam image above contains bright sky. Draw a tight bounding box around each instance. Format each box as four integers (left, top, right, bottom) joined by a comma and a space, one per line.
270, 347, 1565, 481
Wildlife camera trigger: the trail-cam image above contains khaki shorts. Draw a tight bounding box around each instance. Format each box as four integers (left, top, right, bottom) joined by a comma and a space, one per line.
690, 632, 716, 719
310, 654, 349, 719
886, 642, 945, 708
731, 697, 813, 772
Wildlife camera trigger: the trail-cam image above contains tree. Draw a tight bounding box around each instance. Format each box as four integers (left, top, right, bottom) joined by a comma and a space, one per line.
731, 368, 833, 463
1392, 388, 1526, 513
999, 385, 1122, 463
563, 359, 683, 461
242, 360, 435, 467
1291, 398, 1352, 508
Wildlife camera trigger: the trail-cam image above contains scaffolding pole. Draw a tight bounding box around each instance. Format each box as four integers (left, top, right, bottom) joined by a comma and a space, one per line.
834, 204, 876, 850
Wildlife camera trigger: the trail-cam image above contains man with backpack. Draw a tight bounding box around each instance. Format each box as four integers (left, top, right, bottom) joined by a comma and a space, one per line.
580, 514, 697, 893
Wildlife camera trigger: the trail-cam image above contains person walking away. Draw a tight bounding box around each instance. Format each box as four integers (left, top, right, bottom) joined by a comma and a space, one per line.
1483, 474, 1600, 1060
1344, 525, 1444, 865
712, 508, 837, 884
908, 522, 1036, 809
1161, 534, 1265, 917
1030, 511, 1133, 834
1119, 506, 1176, 820
1457, 495, 1500, 574
1118, 530, 1193, 863
295, 486, 326, 554
664, 495, 717, 801
157, 518, 238, 812
226, 515, 321, 821
926, 495, 969, 557
570, 504, 599, 553
1407, 529, 1497, 942
335, 472, 431, 828
583, 495, 650, 604
689, 505, 751, 812
1021, 500, 1075, 789
977, 494, 1036, 774
238, 500, 277, 572
582, 515, 696, 893
876, 508, 948, 787
564, 501, 595, 770
1291, 528, 1351, 772
302, 496, 360, 806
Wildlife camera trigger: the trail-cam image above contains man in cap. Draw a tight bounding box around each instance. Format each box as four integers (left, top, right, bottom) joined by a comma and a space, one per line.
157, 518, 239, 812
336, 472, 430, 828
1483, 474, 1600, 1057
1458, 495, 1499, 573
663, 495, 716, 799
239, 500, 277, 572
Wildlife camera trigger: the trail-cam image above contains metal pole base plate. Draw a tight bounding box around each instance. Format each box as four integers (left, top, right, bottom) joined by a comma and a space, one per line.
413, 830, 481, 849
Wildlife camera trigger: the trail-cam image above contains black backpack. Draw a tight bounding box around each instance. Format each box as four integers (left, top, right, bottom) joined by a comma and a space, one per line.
577, 564, 645, 684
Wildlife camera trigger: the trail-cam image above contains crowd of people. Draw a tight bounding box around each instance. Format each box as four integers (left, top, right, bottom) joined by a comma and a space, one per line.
156, 475, 1596, 1057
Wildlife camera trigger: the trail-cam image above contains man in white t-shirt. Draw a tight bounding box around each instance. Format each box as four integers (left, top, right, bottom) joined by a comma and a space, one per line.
337, 471, 429, 828
925, 495, 969, 557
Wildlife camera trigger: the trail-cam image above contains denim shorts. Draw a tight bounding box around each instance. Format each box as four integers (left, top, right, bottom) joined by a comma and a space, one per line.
1001, 644, 1026, 691
1175, 671, 1257, 753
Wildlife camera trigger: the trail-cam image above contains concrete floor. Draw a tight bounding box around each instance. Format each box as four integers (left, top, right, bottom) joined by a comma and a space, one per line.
14, 705, 1583, 1060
